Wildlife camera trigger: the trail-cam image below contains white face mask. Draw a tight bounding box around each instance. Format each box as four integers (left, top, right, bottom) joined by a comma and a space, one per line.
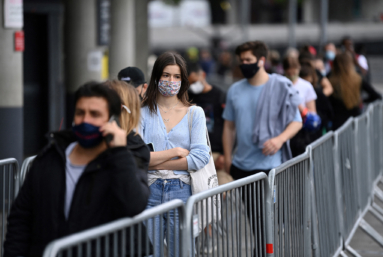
320, 70, 326, 77
189, 81, 204, 94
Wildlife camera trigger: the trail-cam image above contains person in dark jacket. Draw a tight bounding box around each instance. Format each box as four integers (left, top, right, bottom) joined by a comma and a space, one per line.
4, 82, 150, 257
328, 52, 381, 130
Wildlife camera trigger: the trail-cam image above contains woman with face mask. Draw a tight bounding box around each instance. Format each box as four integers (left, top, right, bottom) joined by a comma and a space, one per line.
139, 52, 210, 256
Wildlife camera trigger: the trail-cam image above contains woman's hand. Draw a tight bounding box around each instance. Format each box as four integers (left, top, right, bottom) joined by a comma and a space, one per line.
173, 147, 190, 158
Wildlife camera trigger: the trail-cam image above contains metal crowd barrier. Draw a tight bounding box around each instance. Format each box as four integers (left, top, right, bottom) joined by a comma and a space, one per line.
333, 118, 359, 241
337, 102, 383, 256
43, 199, 186, 257
0, 158, 19, 257
184, 172, 272, 257
19, 155, 36, 186
3, 101, 383, 257
268, 152, 311, 257
308, 132, 342, 257
371, 102, 383, 180
354, 110, 371, 212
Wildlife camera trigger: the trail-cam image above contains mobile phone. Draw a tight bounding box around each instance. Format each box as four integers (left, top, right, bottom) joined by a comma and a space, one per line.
104, 115, 121, 145
108, 115, 121, 127
147, 143, 155, 152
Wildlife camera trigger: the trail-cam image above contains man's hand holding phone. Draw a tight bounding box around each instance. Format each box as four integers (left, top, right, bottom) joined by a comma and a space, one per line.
100, 121, 127, 147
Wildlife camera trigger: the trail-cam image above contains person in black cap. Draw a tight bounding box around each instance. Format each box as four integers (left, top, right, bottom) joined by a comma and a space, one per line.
118, 66, 148, 101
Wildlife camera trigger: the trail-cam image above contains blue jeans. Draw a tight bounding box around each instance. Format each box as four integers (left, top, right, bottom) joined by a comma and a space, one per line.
145, 179, 191, 257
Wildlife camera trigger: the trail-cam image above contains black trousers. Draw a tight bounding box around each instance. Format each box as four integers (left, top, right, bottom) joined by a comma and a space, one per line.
230, 164, 269, 257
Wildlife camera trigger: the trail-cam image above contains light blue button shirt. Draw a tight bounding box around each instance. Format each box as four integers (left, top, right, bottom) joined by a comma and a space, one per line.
139, 105, 210, 174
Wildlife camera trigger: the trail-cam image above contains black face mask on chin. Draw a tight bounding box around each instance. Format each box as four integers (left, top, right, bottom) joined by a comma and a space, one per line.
239, 61, 260, 79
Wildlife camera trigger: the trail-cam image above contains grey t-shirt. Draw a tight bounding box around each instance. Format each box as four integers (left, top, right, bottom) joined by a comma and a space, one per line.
65, 142, 86, 219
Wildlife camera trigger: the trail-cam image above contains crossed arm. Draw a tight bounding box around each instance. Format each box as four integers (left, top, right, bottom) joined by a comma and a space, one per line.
149, 148, 189, 170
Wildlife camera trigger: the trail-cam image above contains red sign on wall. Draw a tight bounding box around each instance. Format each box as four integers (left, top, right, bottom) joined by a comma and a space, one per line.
14, 31, 24, 52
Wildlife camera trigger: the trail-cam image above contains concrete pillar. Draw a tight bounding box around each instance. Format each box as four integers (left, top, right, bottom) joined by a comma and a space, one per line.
109, 0, 149, 79
319, 0, 329, 51
109, 0, 136, 79
64, 0, 106, 124
240, 0, 250, 42
134, 0, 149, 77
0, 4, 23, 163
288, 0, 297, 48
303, 0, 314, 23
227, 0, 238, 25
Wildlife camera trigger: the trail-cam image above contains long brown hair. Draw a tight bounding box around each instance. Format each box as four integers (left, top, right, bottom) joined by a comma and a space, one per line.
329, 52, 362, 109
142, 51, 191, 114
104, 80, 141, 134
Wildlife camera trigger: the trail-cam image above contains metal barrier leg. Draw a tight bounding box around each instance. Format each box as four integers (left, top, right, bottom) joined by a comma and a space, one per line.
340, 251, 350, 257
373, 186, 383, 201
359, 218, 383, 247
372, 202, 383, 216
369, 206, 383, 223
308, 146, 320, 257
345, 246, 362, 257
305, 160, 312, 257
265, 170, 274, 257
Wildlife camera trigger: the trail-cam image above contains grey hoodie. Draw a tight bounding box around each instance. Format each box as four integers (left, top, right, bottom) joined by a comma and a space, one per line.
252, 73, 301, 162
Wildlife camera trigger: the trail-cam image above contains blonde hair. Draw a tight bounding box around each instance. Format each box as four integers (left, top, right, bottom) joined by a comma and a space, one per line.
329, 52, 362, 109
103, 80, 141, 134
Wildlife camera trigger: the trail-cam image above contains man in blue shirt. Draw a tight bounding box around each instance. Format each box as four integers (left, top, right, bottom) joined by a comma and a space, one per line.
222, 40, 302, 256
223, 41, 302, 177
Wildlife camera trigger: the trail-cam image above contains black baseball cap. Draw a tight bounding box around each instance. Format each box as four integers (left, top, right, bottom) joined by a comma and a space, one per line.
117, 67, 146, 88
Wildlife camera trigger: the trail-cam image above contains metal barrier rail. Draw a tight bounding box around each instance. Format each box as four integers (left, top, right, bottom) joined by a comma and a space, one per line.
354, 110, 372, 212
308, 132, 342, 257
3, 101, 383, 257
371, 102, 383, 179
340, 102, 383, 257
184, 172, 272, 257
380, 102, 383, 176
268, 152, 311, 257
0, 158, 19, 257
43, 199, 186, 257
334, 118, 359, 240
19, 155, 36, 186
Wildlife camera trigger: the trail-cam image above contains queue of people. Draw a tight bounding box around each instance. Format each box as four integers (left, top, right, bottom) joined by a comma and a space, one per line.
3, 36, 381, 257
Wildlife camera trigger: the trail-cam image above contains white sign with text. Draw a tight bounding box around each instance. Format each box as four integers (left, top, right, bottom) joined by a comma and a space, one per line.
4, 0, 23, 28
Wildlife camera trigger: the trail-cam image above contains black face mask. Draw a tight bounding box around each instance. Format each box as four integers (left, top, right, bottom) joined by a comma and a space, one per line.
239, 62, 260, 79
